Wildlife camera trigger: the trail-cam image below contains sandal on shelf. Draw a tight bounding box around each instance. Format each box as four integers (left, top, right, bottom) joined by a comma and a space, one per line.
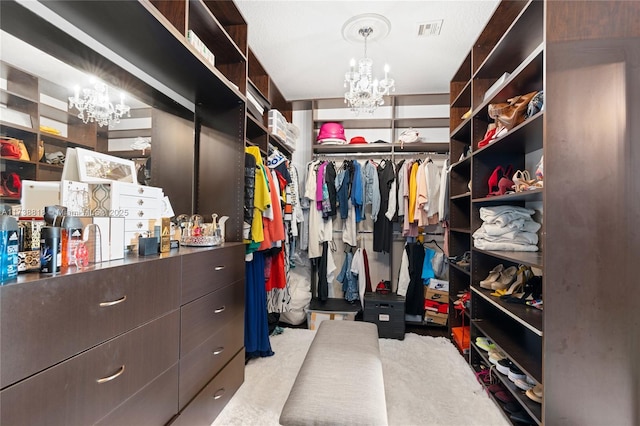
490, 265, 518, 290
512, 170, 534, 192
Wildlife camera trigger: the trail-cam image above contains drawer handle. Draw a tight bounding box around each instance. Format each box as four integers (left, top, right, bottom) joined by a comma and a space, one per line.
136, 222, 143, 229
96, 365, 125, 384
214, 306, 226, 314
138, 210, 144, 217
138, 187, 144, 194
137, 199, 144, 206
214, 265, 225, 271
212, 347, 225, 356
99, 295, 127, 307
213, 388, 225, 400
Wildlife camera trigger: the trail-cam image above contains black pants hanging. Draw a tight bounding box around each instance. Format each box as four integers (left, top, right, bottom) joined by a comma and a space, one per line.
316, 241, 329, 301
405, 242, 426, 315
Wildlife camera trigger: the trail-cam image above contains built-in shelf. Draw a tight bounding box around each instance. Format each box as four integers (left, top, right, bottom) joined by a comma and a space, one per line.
471, 285, 542, 336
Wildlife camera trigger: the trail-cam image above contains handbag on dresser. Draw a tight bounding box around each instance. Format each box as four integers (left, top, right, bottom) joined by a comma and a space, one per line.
488, 91, 538, 130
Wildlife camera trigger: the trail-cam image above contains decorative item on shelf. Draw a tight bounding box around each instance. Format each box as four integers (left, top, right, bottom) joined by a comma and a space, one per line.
187, 29, 215, 67
39, 125, 61, 135
349, 136, 367, 144
68, 78, 131, 127
1, 136, 28, 159
317, 122, 346, 145
343, 14, 394, 114
179, 213, 229, 247
398, 128, 419, 149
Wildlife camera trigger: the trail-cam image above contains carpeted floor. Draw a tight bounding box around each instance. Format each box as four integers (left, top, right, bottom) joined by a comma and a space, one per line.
212, 327, 509, 426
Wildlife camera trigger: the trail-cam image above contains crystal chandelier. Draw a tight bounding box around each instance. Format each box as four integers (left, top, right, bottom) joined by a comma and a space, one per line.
68, 79, 131, 127
344, 27, 395, 114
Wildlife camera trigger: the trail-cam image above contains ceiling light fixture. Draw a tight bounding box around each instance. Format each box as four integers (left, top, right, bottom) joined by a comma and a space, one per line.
68, 79, 130, 127
344, 26, 394, 114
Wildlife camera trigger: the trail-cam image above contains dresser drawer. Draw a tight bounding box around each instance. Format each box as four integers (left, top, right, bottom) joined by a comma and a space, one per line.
179, 312, 244, 409
118, 194, 162, 210
180, 280, 244, 356
0, 311, 180, 426
96, 363, 179, 426
181, 244, 244, 304
0, 257, 181, 388
125, 218, 159, 232
173, 348, 245, 426
112, 181, 163, 198
124, 206, 162, 221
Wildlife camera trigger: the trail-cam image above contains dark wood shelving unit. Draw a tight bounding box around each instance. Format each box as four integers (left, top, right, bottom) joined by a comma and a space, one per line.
448, 1, 548, 422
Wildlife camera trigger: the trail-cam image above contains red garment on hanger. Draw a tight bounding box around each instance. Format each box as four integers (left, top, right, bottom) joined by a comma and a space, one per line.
265, 249, 286, 291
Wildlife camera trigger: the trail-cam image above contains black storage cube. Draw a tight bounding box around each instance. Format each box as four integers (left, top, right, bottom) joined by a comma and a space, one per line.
363, 292, 406, 340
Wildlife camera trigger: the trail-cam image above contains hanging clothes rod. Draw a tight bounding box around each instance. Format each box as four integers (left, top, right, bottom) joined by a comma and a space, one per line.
313, 151, 448, 159
313, 151, 392, 158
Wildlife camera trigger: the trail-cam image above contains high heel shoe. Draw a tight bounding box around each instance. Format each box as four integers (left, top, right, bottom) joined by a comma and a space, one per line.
480, 264, 504, 289
490, 265, 518, 290
498, 265, 532, 297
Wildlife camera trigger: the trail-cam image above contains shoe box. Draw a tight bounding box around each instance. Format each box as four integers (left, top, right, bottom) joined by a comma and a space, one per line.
424, 287, 449, 326
363, 292, 405, 340
452, 326, 470, 352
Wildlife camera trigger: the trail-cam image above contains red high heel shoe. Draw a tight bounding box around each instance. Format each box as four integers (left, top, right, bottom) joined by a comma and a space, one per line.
477, 125, 497, 149
486, 165, 504, 195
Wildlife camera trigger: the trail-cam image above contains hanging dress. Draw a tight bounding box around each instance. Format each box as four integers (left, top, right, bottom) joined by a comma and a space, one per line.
245, 251, 274, 358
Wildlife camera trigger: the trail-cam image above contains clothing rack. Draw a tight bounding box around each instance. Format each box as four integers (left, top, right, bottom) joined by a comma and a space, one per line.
313, 152, 392, 159
313, 151, 448, 159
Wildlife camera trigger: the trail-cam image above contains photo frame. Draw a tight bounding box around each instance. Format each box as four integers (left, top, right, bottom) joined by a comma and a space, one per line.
74, 147, 136, 184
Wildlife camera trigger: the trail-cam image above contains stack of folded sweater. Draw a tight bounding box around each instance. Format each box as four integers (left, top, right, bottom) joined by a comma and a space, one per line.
473, 205, 540, 251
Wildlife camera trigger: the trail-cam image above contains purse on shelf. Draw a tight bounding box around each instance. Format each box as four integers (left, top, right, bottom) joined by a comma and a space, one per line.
1, 137, 22, 159
488, 91, 538, 130
1, 137, 30, 161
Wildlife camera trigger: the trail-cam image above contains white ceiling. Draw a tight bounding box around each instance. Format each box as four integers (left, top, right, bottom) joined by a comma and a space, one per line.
235, 0, 500, 101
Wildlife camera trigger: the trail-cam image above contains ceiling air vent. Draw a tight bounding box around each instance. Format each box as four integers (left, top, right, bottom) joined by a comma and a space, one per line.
417, 20, 443, 37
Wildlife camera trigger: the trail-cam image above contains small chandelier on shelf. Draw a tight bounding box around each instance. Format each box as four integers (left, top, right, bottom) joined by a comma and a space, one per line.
344, 26, 395, 114
68, 79, 130, 127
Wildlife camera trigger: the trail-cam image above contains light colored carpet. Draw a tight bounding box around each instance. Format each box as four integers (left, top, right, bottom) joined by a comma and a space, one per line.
212, 327, 509, 426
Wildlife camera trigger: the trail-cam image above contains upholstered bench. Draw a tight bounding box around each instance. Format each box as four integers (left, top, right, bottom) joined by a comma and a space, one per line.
279, 320, 388, 426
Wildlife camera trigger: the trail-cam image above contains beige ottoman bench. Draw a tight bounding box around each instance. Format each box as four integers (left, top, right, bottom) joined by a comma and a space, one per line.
279, 320, 388, 426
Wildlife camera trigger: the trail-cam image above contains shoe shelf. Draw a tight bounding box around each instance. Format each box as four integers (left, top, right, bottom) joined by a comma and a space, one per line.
472, 188, 543, 204
449, 262, 471, 276
473, 248, 543, 270
471, 344, 542, 425
471, 285, 542, 336
473, 112, 543, 157
471, 315, 541, 384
